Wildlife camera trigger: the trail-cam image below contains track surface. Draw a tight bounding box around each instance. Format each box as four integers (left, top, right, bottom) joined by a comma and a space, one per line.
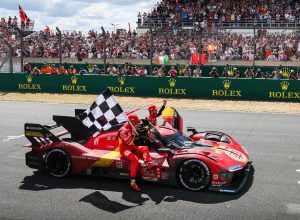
0, 101, 299, 220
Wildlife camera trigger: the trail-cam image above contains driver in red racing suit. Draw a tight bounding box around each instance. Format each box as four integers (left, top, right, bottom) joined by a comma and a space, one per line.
147, 100, 167, 126
118, 114, 156, 192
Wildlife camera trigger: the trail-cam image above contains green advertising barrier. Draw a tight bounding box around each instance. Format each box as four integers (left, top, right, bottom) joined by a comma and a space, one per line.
29, 62, 298, 78
0, 73, 299, 102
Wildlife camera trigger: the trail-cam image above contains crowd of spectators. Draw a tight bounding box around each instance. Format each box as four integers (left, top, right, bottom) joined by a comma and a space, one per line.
208, 65, 300, 79
138, 0, 300, 28
22, 62, 300, 80
1, 0, 300, 62
1, 27, 300, 62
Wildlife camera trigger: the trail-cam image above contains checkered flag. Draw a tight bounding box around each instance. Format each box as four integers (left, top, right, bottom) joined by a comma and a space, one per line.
79, 89, 127, 133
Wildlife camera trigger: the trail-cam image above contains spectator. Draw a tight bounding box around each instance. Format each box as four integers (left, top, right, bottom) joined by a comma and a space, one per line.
209, 67, 219, 78
138, 66, 147, 76
244, 67, 254, 78
79, 68, 88, 75
107, 64, 117, 75
68, 65, 77, 74
182, 64, 191, 77
233, 68, 240, 78
152, 67, 159, 76
168, 66, 178, 77
289, 69, 297, 80
41, 63, 51, 74
193, 67, 202, 78
51, 64, 59, 74
254, 68, 263, 78
297, 68, 300, 80
23, 63, 32, 74
92, 65, 99, 75
32, 67, 41, 75
272, 67, 282, 80
59, 66, 67, 74
157, 66, 166, 77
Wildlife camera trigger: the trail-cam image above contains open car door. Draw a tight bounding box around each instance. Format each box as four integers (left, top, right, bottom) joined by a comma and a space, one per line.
161, 107, 183, 133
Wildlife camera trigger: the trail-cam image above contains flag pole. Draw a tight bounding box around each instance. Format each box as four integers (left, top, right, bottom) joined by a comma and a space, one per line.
125, 98, 174, 116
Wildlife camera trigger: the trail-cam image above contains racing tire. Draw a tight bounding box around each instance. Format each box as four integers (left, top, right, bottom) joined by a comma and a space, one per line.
177, 159, 211, 191
44, 149, 71, 178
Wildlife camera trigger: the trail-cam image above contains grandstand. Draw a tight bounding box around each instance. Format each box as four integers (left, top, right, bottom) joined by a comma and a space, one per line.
0, 0, 300, 75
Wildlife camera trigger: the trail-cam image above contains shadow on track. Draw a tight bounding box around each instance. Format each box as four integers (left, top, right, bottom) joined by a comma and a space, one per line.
19, 167, 254, 213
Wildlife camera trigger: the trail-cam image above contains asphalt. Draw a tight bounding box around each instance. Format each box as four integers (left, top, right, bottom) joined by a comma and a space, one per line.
0, 101, 299, 220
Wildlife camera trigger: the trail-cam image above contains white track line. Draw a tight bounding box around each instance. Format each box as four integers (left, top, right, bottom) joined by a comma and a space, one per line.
3, 135, 24, 142
296, 170, 300, 172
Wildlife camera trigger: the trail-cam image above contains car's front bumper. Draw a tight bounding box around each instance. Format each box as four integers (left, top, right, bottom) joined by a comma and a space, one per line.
209, 161, 253, 193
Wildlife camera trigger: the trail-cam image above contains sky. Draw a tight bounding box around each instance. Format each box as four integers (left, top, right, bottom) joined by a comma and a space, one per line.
0, 0, 158, 33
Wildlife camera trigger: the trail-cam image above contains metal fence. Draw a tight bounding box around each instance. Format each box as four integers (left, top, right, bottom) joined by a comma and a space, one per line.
1, 22, 300, 74
138, 19, 300, 30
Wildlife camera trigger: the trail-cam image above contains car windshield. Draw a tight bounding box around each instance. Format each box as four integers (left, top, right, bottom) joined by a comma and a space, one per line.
163, 132, 195, 149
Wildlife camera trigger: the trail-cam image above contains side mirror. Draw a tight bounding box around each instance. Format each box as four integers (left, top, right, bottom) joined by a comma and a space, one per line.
157, 147, 174, 156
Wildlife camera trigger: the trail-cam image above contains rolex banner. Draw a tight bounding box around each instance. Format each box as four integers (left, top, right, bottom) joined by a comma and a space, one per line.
0, 74, 299, 102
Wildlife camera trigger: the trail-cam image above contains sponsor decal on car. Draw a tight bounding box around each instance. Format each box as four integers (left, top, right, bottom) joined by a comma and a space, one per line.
71, 155, 98, 160
116, 161, 123, 169
106, 145, 115, 149
225, 149, 248, 163
213, 147, 247, 163
25, 131, 44, 137
92, 147, 120, 168
25, 126, 43, 131
211, 181, 227, 186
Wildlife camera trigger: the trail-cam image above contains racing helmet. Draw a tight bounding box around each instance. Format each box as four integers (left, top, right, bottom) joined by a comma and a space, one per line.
128, 114, 141, 124
148, 105, 157, 112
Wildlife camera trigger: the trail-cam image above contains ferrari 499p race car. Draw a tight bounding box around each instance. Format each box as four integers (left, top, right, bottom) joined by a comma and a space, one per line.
24, 107, 252, 193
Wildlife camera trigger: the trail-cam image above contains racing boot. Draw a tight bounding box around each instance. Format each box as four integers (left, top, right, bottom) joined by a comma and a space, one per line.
130, 179, 141, 192
146, 161, 157, 170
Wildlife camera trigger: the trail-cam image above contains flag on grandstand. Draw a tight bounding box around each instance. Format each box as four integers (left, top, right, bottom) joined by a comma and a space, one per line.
191, 53, 200, 65
191, 53, 207, 65
154, 55, 169, 65
18, 4, 30, 23
79, 89, 127, 133
44, 26, 50, 33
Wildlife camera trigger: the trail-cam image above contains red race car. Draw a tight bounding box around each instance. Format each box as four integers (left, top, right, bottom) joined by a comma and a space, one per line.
24, 107, 252, 193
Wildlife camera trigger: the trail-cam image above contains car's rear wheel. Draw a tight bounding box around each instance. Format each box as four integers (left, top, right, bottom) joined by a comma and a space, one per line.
44, 149, 71, 178
177, 159, 211, 191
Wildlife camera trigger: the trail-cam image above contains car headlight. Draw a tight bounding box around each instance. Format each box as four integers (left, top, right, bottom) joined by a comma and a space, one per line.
219, 169, 234, 180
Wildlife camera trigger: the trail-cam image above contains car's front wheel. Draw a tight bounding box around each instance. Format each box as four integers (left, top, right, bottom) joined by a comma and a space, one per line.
44, 149, 71, 178
177, 159, 211, 191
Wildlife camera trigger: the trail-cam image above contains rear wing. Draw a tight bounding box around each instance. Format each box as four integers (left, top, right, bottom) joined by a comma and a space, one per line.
24, 123, 63, 147
75, 109, 85, 118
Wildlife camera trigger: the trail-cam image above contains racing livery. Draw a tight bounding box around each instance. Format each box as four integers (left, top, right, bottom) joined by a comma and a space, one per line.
24, 107, 252, 193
